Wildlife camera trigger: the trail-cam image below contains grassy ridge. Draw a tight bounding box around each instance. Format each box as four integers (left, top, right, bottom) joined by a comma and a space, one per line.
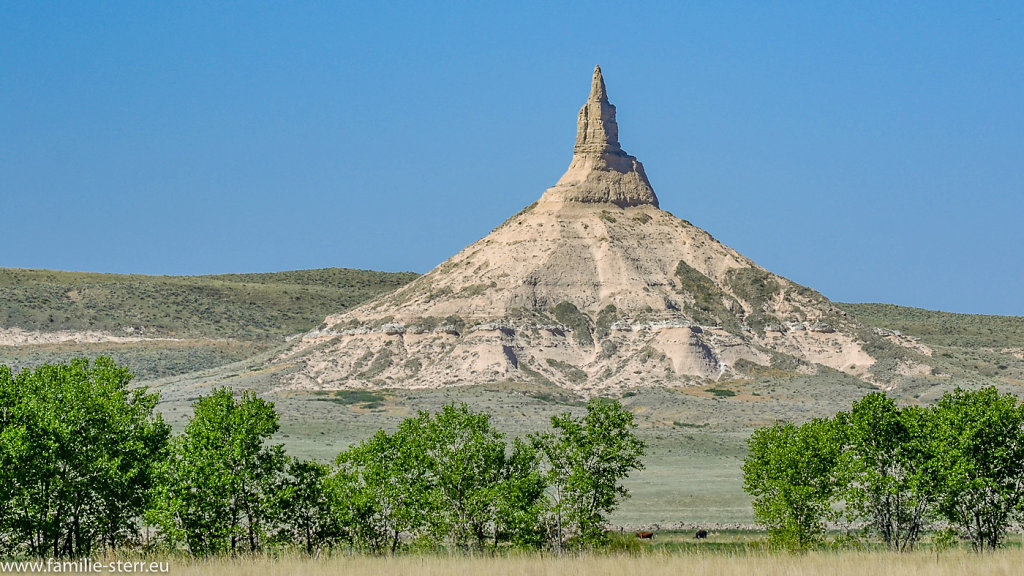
0, 267, 419, 340
839, 302, 1024, 386
839, 302, 1024, 349
0, 267, 418, 379
0, 340, 268, 381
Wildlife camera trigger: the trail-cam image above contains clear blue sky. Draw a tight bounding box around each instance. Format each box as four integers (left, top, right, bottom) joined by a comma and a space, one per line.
2, 2, 1022, 315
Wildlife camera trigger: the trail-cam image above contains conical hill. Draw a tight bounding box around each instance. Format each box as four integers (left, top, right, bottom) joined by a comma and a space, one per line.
279, 66, 930, 394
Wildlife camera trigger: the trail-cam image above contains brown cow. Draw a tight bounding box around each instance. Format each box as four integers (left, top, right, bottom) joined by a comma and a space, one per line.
635, 531, 655, 540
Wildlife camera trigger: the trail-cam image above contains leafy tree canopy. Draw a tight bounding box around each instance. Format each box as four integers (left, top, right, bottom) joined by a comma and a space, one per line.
0, 357, 169, 558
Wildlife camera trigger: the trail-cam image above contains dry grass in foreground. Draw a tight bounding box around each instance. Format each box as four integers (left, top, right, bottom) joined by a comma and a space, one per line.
166, 549, 1024, 576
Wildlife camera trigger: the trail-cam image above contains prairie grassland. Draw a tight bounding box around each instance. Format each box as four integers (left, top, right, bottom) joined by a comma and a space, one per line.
165, 550, 1024, 576
0, 267, 418, 340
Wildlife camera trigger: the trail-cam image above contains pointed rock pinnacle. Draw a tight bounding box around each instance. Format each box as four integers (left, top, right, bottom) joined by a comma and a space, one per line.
540, 65, 659, 208
575, 65, 621, 156
591, 65, 607, 100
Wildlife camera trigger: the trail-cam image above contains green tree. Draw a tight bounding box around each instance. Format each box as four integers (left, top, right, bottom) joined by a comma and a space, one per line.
838, 393, 937, 551
334, 403, 546, 553
531, 398, 646, 550
0, 365, 26, 554
0, 358, 169, 557
410, 403, 510, 550
930, 387, 1024, 551
491, 438, 547, 550
275, 458, 341, 555
742, 418, 844, 551
332, 428, 429, 555
411, 403, 544, 551
149, 388, 286, 555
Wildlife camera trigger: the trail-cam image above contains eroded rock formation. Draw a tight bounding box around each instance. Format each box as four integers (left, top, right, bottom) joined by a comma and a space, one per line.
540, 65, 659, 208
275, 66, 925, 394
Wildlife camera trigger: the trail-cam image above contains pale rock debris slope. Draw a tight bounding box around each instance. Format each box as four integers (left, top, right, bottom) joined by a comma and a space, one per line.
278, 66, 923, 394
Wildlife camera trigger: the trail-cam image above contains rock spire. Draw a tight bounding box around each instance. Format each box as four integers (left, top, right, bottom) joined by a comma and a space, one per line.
540, 65, 659, 207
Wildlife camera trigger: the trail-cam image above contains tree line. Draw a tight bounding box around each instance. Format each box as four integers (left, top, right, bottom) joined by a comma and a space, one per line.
743, 387, 1024, 552
0, 358, 645, 558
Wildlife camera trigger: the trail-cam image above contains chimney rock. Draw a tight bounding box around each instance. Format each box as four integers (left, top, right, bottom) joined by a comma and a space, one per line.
540, 65, 659, 208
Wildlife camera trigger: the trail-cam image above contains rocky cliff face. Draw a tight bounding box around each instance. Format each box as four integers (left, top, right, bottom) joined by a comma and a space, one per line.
278, 66, 926, 394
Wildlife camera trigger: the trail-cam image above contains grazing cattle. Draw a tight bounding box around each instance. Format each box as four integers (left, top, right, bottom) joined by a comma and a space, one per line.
635, 531, 655, 540
695, 529, 708, 539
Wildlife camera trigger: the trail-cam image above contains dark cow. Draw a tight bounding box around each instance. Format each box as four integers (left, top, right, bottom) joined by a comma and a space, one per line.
635, 531, 655, 540
695, 529, 708, 539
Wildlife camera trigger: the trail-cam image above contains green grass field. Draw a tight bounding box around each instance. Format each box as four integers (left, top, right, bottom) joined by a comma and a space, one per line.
143, 356, 927, 526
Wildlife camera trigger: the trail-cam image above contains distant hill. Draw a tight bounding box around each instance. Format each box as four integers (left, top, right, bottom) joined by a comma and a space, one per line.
0, 267, 419, 379
837, 303, 1024, 349
838, 303, 1024, 392
0, 267, 419, 340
